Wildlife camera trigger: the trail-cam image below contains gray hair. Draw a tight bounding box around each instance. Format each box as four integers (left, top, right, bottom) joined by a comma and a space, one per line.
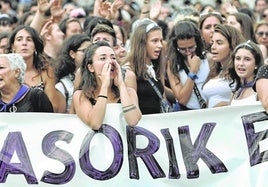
0, 53, 26, 84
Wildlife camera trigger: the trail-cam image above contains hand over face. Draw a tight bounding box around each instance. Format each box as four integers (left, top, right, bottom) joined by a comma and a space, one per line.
187, 55, 201, 73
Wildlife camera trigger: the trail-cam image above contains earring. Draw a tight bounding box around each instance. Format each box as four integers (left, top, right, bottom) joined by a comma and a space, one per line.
255, 67, 258, 69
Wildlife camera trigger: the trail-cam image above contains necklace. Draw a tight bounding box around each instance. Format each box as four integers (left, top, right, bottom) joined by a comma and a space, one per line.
9, 104, 17, 113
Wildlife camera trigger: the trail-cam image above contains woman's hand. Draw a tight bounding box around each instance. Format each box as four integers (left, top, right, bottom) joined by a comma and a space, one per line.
188, 55, 201, 73
114, 61, 124, 87
99, 62, 112, 88
37, 0, 54, 15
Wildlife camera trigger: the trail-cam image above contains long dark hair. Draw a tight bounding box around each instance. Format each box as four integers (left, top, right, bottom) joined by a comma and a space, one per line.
229, 40, 263, 91
167, 20, 205, 78
7, 25, 49, 74
55, 34, 90, 82
79, 41, 119, 99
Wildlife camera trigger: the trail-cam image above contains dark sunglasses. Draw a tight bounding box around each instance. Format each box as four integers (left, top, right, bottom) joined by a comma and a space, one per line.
256, 31, 268, 37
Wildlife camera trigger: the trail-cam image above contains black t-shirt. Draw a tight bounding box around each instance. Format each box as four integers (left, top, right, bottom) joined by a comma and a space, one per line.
2, 88, 54, 112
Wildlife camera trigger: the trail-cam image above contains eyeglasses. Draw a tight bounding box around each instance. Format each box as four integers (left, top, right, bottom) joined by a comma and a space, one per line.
256, 31, 268, 37
77, 48, 87, 53
177, 45, 197, 54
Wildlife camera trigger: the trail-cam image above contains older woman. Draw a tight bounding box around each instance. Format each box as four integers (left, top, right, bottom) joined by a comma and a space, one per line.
0, 53, 53, 112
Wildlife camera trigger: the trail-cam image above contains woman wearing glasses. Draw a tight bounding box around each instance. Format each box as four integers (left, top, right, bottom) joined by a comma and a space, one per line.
166, 20, 209, 110
54, 34, 91, 113
202, 24, 245, 108
229, 40, 263, 106
255, 21, 268, 63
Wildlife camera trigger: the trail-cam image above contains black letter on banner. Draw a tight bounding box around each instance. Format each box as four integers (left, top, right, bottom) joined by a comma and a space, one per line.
41, 130, 75, 184
242, 111, 268, 166
79, 124, 123, 180
179, 123, 227, 178
161, 128, 180, 179
127, 126, 165, 179
0, 132, 37, 184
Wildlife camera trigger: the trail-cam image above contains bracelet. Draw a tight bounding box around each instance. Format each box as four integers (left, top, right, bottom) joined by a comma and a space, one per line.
97, 95, 108, 99
141, 11, 150, 14
188, 72, 198, 80
122, 104, 136, 113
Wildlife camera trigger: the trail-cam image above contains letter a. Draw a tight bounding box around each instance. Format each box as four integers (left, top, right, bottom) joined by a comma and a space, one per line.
0, 132, 37, 184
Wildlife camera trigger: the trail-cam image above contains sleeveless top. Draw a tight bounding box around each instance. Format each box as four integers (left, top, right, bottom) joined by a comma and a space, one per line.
137, 78, 164, 114
31, 75, 45, 91
178, 58, 210, 109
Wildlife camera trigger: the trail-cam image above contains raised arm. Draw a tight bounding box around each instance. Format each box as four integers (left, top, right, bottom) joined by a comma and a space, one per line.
72, 62, 114, 130
114, 62, 142, 126
30, 0, 64, 33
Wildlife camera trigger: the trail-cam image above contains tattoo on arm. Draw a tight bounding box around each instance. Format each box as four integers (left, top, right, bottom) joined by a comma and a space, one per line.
122, 104, 137, 113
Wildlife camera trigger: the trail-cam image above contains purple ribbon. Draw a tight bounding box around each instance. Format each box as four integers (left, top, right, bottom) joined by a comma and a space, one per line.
236, 81, 255, 98
0, 85, 29, 112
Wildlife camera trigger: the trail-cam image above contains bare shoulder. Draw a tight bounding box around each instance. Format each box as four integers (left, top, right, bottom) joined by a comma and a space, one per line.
125, 68, 136, 79
124, 68, 137, 91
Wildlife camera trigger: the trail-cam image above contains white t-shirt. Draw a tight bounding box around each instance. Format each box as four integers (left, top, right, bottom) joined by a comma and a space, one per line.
202, 77, 233, 108
178, 58, 210, 109
55, 74, 74, 112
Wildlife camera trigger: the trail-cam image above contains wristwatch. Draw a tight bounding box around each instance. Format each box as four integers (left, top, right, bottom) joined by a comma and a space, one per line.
188, 72, 198, 80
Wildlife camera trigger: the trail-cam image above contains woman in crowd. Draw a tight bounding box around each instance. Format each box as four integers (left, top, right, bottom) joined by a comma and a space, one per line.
226, 12, 267, 59
0, 53, 53, 112
230, 40, 263, 105
55, 33, 91, 113
126, 19, 168, 114
255, 64, 268, 113
255, 21, 268, 62
7, 25, 64, 113
167, 20, 209, 110
70, 41, 141, 130
202, 24, 245, 108
199, 11, 225, 52
0, 32, 8, 54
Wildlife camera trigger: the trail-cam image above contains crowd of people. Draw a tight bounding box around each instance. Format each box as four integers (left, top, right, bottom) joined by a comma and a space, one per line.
0, 0, 268, 130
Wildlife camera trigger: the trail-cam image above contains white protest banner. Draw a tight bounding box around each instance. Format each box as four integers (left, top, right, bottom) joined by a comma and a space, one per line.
0, 103, 268, 187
